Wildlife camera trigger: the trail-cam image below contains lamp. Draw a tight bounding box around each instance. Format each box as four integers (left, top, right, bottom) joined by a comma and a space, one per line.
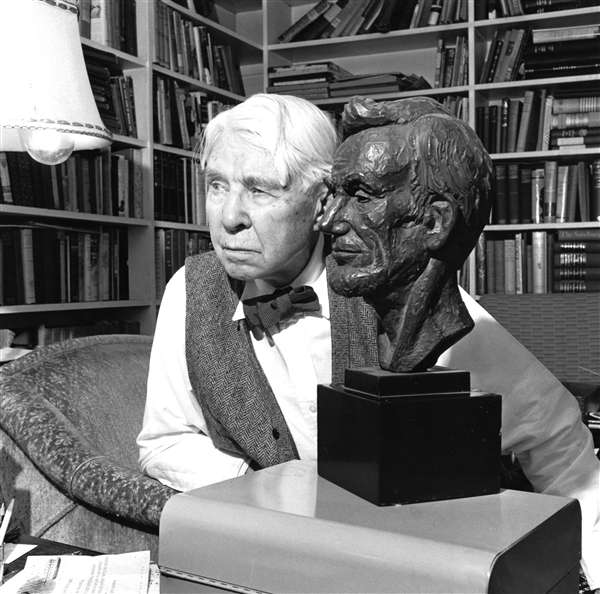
0, 0, 112, 165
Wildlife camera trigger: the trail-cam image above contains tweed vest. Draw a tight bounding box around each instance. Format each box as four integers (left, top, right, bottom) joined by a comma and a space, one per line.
185, 251, 379, 469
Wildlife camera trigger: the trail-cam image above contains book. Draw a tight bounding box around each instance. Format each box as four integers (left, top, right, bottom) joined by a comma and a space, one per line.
558, 228, 600, 241
591, 159, 600, 221
553, 280, 600, 292
494, 164, 508, 224
0, 152, 13, 204
539, 93, 554, 151
551, 112, 600, 129
515, 90, 540, 152
519, 167, 532, 223
532, 231, 548, 293
553, 97, 600, 115
277, 0, 335, 43
499, 97, 510, 152
506, 98, 522, 153
577, 160, 590, 221
566, 163, 579, 223
507, 163, 520, 223
555, 164, 570, 223
535, 88, 548, 151
555, 241, 600, 253
543, 160, 558, 222
532, 24, 600, 44
531, 168, 545, 223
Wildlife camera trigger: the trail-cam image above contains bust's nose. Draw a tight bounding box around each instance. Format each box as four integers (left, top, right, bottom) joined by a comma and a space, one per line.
319, 194, 350, 235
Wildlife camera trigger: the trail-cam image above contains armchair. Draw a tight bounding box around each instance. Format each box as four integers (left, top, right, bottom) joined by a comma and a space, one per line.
0, 334, 175, 557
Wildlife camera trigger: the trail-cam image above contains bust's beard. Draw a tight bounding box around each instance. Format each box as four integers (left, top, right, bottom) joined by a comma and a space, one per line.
327, 263, 390, 299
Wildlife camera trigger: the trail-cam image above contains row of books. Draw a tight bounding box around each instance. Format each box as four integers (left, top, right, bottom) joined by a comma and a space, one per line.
85, 49, 138, 137
153, 75, 233, 149
491, 160, 600, 225
0, 149, 144, 219
0, 320, 141, 357
277, 0, 467, 43
434, 35, 468, 88
79, 0, 138, 56
480, 23, 600, 83
475, 0, 600, 19
468, 228, 600, 295
154, 152, 206, 225
155, 229, 212, 298
0, 226, 129, 306
475, 89, 600, 154
154, 2, 245, 95
267, 62, 430, 100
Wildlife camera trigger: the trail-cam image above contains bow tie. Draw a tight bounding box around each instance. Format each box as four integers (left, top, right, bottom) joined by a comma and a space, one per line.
242, 285, 320, 335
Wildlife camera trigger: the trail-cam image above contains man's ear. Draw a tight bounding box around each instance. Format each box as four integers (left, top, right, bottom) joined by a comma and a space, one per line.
423, 198, 458, 251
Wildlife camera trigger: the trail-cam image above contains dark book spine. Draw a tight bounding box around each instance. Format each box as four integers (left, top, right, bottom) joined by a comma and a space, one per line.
507, 163, 521, 223
494, 164, 509, 224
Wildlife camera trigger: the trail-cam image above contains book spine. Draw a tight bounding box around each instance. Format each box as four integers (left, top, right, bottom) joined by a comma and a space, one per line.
494, 164, 508, 224
543, 161, 557, 223
591, 159, 600, 222
531, 167, 545, 224
278, 0, 333, 43
532, 231, 548, 293
20, 228, 36, 304
555, 164, 569, 223
507, 163, 520, 223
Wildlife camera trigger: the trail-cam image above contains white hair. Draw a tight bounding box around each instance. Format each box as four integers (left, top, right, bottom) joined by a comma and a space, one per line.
196, 93, 338, 191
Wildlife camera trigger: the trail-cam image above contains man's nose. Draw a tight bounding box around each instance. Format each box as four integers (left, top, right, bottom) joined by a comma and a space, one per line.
221, 187, 250, 231
319, 193, 350, 235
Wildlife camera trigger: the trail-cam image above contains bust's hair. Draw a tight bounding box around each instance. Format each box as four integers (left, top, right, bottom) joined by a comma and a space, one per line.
197, 93, 338, 192
342, 96, 493, 265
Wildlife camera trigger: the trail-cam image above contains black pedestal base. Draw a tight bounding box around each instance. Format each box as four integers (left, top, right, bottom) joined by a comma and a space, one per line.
317, 367, 502, 505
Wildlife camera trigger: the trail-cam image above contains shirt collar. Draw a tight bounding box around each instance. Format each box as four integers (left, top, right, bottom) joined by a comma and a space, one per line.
232, 234, 329, 322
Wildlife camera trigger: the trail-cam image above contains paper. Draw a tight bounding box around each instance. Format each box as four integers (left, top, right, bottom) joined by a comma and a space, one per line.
0, 551, 150, 594
3, 544, 37, 566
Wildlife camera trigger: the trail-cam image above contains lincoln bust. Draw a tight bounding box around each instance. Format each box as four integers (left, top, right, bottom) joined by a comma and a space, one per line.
320, 96, 493, 372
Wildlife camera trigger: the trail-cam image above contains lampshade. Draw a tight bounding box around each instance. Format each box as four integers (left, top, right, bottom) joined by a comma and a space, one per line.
0, 0, 112, 164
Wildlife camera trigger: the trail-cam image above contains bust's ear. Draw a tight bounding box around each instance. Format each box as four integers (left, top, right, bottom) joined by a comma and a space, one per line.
423, 198, 458, 251
311, 181, 332, 229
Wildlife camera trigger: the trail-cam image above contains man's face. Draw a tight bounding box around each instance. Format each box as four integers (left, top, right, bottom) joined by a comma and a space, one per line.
205, 132, 320, 287
321, 126, 431, 298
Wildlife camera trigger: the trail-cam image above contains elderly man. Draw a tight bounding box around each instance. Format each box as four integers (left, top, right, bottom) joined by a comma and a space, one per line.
137, 93, 599, 588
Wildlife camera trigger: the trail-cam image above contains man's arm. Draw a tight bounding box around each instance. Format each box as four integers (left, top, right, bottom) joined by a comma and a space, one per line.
137, 266, 249, 492
437, 289, 600, 588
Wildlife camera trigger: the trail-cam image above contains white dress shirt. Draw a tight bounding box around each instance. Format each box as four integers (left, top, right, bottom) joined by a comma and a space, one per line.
138, 243, 600, 587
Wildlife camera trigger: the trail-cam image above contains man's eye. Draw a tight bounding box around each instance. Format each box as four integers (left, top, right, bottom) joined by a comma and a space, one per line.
208, 180, 227, 192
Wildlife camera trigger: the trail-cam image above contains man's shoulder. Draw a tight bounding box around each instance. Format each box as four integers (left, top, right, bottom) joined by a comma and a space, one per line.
185, 250, 222, 282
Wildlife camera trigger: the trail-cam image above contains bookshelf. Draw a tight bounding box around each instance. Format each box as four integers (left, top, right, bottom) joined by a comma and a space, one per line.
0, 0, 262, 353
1, 0, 599, 356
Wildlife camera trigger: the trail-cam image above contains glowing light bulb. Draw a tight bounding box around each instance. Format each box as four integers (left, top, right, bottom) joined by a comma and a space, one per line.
19, 128, 75, 165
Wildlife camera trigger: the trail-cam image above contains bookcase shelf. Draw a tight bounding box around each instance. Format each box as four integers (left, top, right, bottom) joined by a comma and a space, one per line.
490, 148, 600, 161
486, 222, 600, 232
155, 221, 209, 232
0, 301, 152, 315
152, 64, 244, 101
0, 205, 151, 227
2, 0, 598, 350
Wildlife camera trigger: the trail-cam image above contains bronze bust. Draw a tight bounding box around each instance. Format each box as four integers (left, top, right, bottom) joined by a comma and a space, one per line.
320, 96, 493, 372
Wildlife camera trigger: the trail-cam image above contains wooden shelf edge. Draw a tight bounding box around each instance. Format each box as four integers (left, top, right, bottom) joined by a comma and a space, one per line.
473, 6, 600, 29
490, 147, 600, 161
485, 222, 600, 231
0, 205, 151, 227
0, 301, 152, 315
152, 65, 244, 101
154, 221, 209, 231
81, 37, 146, 67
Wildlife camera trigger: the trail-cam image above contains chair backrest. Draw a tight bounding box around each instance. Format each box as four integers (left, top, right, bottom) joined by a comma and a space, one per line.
0, 334, 174, 555
0, 334, 153, 470
478, 293, 600, 384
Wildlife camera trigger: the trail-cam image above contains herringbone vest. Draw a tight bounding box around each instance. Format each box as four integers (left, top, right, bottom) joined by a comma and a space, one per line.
185, 251, 378, 468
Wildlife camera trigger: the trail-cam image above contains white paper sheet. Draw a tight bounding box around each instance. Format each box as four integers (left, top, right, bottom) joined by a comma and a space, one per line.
0, 550, 150, 594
